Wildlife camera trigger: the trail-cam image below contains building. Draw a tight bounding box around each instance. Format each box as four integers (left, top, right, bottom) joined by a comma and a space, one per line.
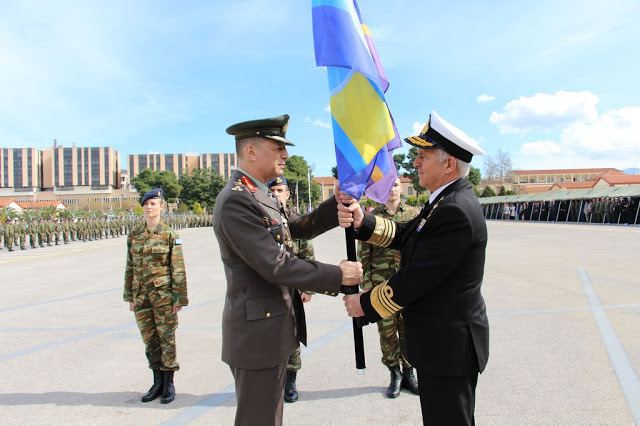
0, 148, 42, 191
128, 152, 237, 181
41, 145, 121, 190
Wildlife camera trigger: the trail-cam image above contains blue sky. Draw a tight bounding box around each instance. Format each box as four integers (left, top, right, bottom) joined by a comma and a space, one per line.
1, 0, 639, 177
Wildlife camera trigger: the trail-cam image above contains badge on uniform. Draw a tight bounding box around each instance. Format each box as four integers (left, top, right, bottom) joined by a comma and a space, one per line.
174, 238, 182, 245
416, 219, 427, 232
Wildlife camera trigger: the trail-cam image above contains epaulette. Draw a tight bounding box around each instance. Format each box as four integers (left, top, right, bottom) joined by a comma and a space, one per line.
232, 179, 244, 192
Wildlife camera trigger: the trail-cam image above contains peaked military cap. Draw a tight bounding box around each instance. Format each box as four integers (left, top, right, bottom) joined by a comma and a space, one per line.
141, 188, 163, 206
266, 176, 288, 188
226, 114, 294, 146
405, 111, 484, 163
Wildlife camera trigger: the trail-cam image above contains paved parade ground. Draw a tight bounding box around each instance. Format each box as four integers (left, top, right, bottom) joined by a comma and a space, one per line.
2, 221, 640, 425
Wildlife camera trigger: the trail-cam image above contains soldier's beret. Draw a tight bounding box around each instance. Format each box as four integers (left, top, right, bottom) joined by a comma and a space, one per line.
141, 188, 163, 206
226, 114, 294, 146
267, 176, 288, 188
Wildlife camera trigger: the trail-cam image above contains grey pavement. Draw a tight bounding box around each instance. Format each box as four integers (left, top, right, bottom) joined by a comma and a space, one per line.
2, 221, 640, 425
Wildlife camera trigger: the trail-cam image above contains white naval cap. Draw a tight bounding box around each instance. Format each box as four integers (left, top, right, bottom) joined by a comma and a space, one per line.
405, 111, 485, 163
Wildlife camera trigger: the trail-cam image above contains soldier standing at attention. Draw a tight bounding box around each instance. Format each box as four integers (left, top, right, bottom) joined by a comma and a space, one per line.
17, 218, 27, 250
213, 114, 362, 426
358, 177, 420, 398
29, 219, 38, 249
267, 175, 315, 404
123, 188, 188, 404
3, 218, 16, 252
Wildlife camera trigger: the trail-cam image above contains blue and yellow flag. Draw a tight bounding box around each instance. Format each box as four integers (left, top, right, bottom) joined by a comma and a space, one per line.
313, 0, 401, 202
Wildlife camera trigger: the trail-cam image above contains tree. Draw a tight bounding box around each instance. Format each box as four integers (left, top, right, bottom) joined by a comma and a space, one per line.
483, 149, 512, 183
498, 186, 507, 196
0, 206, 18, 223
401, 147, 423, 196
468, 166, 481, 186
178, 168, 226, 211
192, 201, 204, 215
393, 153, 405, 172
331, 166, 338, 179
480, 186, 496, 198
38, 206, 58, 219
131, 168, 181, 202
284, 156, 321, 208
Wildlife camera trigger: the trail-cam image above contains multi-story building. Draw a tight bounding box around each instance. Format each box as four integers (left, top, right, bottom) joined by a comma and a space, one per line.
0, 148, 41, 191
128, 152, 237, 180
41, 145, 121, 190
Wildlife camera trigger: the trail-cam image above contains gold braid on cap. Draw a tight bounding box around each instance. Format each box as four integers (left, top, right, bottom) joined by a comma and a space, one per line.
370, 281, 402, 318
366, 216, 396, 247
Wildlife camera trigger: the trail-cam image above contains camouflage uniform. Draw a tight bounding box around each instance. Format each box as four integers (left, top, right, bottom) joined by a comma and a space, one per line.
123, 221, 189, 371
286, 234, 315, 373
358, 202, 419, 368
29, 220, 38, 248
17, 220, 27, 249
3, 220, 16, 251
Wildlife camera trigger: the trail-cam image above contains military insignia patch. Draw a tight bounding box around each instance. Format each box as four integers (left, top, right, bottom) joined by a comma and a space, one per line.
232, 179, 244, 192
262, 217, 270, 227
174, 238, 182, 245
241, 175, 257, 192
416, 219, 427, 232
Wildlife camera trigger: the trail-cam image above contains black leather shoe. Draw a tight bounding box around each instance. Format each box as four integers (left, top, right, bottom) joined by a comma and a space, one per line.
386, 366, 402, 398
161, 371, 175, 404
285, 370, 298, 403
401, 367, 419, 395
141, 370, 163, 402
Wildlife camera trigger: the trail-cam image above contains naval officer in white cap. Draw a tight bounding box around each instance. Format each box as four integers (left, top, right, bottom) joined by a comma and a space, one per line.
339, 111, 489, 425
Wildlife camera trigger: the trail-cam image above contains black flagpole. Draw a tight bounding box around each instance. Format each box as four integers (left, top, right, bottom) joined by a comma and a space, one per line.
341, 223, 366, 371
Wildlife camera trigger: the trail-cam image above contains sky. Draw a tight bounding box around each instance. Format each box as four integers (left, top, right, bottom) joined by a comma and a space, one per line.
1, 0, 639, 177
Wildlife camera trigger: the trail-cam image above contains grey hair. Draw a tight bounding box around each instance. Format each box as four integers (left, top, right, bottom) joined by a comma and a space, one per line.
434, 149, 471, 178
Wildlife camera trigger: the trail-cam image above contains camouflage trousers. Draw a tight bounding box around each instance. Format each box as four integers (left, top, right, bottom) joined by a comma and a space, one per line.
287, 347, 301, 372
377, 311, 411, 368
134, 297, 179, 371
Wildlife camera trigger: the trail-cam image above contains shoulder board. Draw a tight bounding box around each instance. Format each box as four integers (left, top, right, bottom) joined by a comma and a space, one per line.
240, 175, 257, 192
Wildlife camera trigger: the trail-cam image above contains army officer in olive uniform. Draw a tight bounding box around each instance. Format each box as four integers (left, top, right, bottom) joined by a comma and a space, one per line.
124, 188, 188, 405
213, 114, 362, 426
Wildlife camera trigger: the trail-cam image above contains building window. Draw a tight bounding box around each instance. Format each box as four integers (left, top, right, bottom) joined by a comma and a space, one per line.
408, 187, 413, 195
328, 189, 334, 198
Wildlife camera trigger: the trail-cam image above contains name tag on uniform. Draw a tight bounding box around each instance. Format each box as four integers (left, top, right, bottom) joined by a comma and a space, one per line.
268, 224, 282, 232
174, 238, 182, 245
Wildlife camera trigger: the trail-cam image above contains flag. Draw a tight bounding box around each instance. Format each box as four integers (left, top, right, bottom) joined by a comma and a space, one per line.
312, 0, 401, 202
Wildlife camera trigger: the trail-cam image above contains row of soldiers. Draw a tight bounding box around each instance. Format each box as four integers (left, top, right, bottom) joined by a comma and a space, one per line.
1, 213, 213, 252
484, 196, 639, 224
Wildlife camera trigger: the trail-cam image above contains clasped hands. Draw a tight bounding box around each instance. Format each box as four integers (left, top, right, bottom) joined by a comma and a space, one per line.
337, 190, 368, 318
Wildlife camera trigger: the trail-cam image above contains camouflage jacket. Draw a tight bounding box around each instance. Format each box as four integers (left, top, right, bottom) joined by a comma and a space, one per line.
123, 221, 188, 307
358, 202, 419, 290
288, 208, 315, 294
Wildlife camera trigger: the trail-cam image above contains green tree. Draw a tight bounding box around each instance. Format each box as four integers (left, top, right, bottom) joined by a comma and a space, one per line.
393, 153, 405, 172
192, 201, 204, 215
331, 166, 338, 179
20, 209, 39, 222
178, 168, 226, 210
134, 205, 144, 215
468, 166, 481, 186
0, 206, 18, 222
284, 156, 321, 208
177, 202, 189, 213
38, 206, 58, 219
480, 186, 496, 198
132, 168, 181, 202
401, 147, 423, 196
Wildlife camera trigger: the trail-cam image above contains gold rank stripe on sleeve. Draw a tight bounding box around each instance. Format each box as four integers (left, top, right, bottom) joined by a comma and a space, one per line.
366, 215, 396, 247
370, 281, 403, 319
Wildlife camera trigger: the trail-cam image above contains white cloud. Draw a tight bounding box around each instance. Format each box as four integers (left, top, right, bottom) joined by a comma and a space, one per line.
519, 106, 640, 168
490, 90, 600, 134
476, 94, 495, 103
324, 105, 331, 113
304, 116, 331, 129
412, 122, 426, 134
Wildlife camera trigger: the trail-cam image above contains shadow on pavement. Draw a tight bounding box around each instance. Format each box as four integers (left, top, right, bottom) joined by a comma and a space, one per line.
0, 392, 214, 408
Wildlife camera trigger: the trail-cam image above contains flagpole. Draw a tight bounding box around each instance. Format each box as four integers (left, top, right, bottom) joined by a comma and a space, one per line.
341, 223, 366, 372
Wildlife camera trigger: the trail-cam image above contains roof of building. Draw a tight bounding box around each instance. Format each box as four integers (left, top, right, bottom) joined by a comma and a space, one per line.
550, 181, 597, 190
17, 200, 67, 209
313, 177, 338, 185
519, 184, 555, 194
0, 198, 19, 208
511, 168, 623, 176
596, 174, 640, 185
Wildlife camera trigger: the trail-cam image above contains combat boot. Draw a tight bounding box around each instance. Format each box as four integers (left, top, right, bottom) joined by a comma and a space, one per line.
141, 369, 163, 402
21, 246, 26, 250
284, 370, 298, 403
161, 371, 175, 404
8, 247, 14, 252
386, 366, 402, 398
401, 367, 419, 395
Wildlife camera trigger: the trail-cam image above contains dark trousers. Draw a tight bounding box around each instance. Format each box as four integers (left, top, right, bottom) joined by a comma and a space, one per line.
230, 361, 287, 426
417, 370, 478, 426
